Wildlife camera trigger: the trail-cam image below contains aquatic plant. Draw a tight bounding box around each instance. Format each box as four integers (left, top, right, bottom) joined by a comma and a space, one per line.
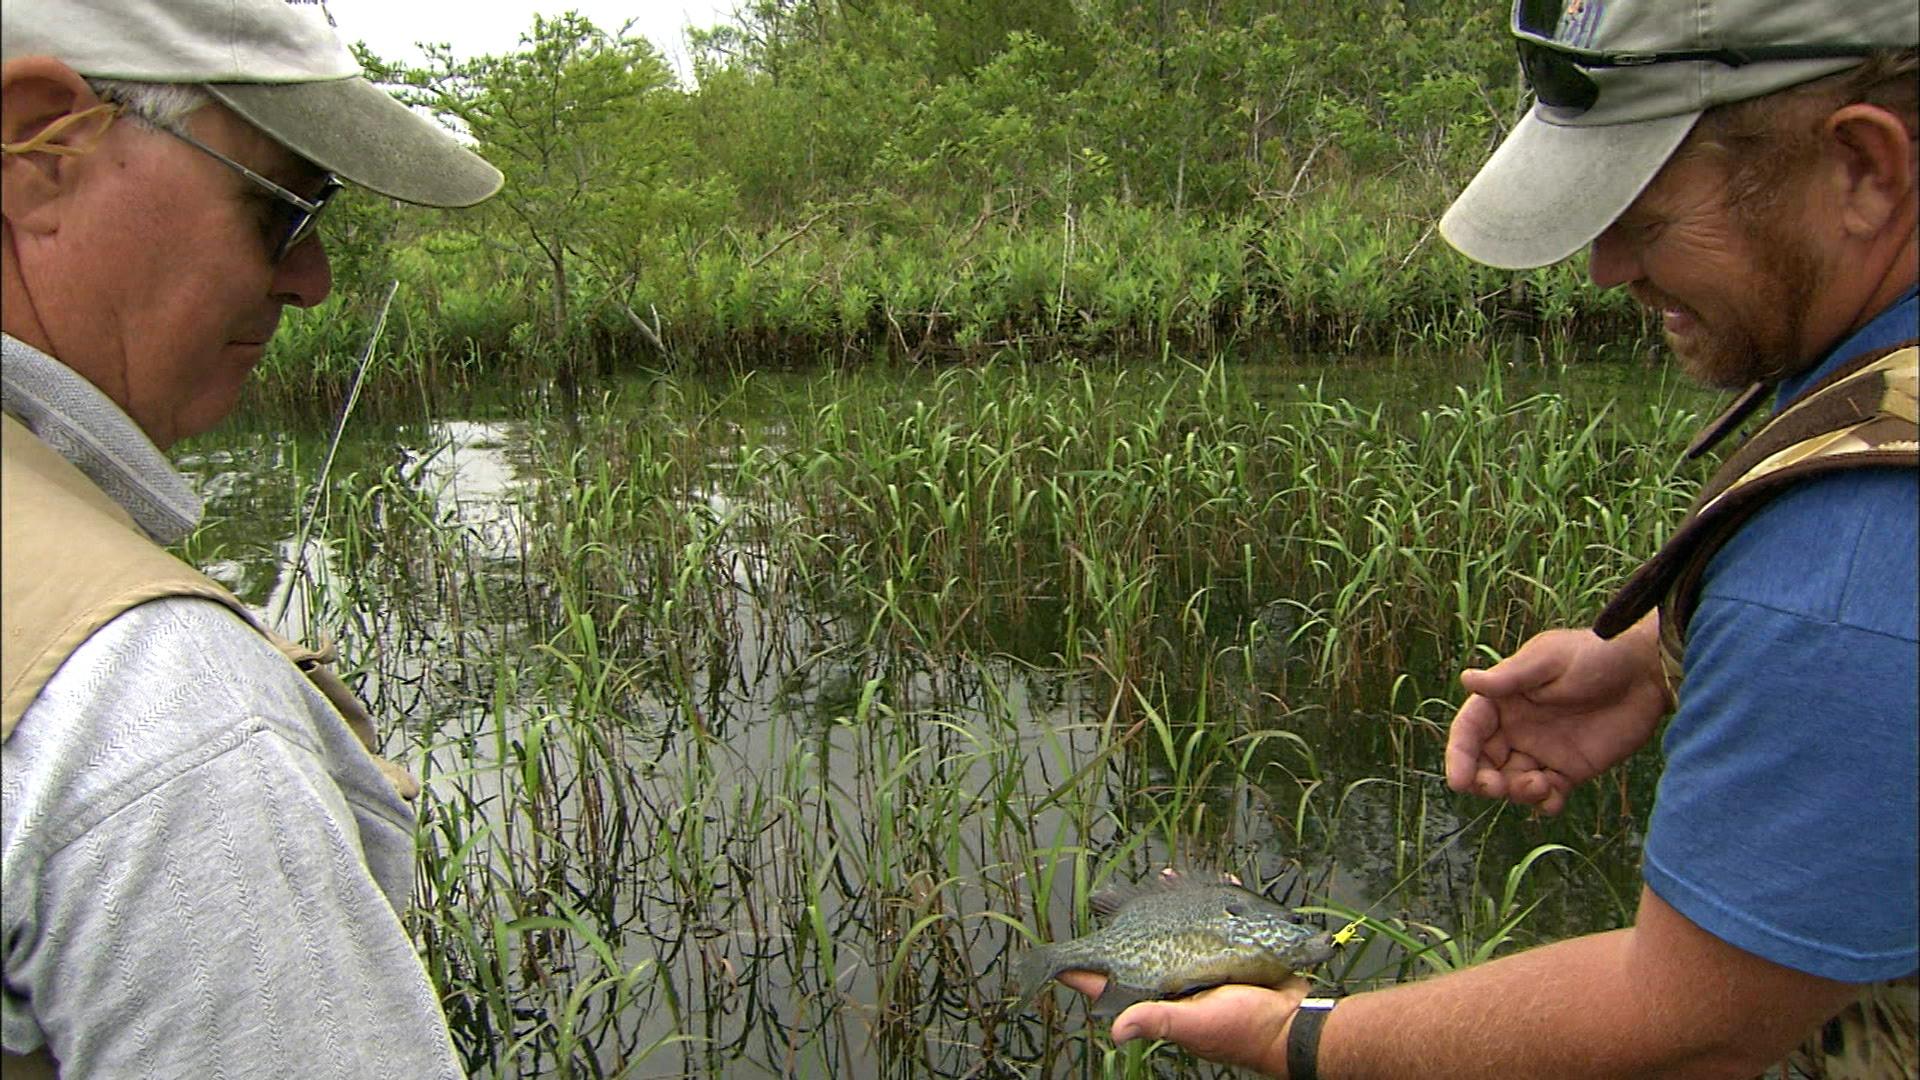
181, 354, 1707, 1077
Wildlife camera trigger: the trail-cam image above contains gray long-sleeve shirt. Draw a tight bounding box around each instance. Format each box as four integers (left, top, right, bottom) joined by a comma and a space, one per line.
2, 335, 464, 1078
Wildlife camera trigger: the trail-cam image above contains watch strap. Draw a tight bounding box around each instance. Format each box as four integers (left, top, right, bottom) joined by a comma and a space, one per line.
1287, 996, 1338, 1080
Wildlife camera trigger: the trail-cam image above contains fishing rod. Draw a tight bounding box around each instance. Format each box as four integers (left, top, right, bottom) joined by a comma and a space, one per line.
269, 279, 400, 631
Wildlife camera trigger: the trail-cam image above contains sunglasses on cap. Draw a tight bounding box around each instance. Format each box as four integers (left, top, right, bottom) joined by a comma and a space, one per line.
1512, 0, 1883, 113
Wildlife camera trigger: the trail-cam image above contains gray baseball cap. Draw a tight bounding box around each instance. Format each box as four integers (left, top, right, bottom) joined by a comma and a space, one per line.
1441, 0, 1919, 270
2, 0, 502, 207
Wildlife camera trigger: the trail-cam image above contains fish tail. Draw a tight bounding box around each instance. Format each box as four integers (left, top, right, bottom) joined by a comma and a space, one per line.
1013, 943, 1061, 1003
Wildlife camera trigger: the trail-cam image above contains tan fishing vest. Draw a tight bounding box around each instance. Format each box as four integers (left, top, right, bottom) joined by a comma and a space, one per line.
1596, 341, 1919, 1080
1, 413, 418, 1078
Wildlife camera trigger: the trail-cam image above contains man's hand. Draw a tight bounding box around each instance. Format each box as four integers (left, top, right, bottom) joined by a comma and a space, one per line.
1445, 615, 1671, 816
1055, 971, 1307, 1078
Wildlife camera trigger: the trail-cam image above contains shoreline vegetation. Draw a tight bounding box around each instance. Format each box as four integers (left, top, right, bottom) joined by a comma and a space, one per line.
249, 1, 1656, 420
258, 193, 1653, 418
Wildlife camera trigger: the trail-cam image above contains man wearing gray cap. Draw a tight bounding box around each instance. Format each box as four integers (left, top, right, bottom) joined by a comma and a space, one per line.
1, 1, 501, 1076
1056, 1, 1917, 1077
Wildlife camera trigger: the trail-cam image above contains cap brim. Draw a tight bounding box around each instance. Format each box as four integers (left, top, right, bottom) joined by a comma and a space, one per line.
1439, 106, 1698, 270
205, 78, 502, 208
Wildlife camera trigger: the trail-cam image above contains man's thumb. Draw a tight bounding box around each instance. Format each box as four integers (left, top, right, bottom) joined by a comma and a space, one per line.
1109, 1002, 1170, 1044
1461, 644, 1558, 697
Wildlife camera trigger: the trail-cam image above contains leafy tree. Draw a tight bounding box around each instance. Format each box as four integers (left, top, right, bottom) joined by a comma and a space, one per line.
280, 0, 1584, 380
392, 13, 724, 372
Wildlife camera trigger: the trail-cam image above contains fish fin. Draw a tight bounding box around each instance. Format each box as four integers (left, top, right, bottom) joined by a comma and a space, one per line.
1159, 864, 1244, 887
1153, 864, 1247, 888
1089, 982, 1154, 1020
1088, 869, 1195, 916
1088, 885, 1144, 919
1090, 869, 1248, 918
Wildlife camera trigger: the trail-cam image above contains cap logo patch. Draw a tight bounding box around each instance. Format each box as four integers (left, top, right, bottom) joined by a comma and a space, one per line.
1556, 0, 1602, 49
285, 0, 339, 29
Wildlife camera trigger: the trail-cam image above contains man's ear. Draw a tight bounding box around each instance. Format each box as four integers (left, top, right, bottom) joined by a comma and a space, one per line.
1823, 102, 1917, 242
1, 57, 105, 234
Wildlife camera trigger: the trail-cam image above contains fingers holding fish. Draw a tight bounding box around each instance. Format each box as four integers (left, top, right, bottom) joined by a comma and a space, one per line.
1107, 980, 1307, 1077
1054, 969, 1105, 997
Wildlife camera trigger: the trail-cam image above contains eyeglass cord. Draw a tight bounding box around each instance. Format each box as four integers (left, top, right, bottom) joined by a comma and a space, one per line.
1, 103, 123, 158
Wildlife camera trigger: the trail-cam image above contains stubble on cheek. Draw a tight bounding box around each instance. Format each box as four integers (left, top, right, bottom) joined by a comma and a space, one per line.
1665, 228, 1821, 392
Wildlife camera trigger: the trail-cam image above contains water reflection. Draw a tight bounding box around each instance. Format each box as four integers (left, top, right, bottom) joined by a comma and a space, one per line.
409, 420, 530, 561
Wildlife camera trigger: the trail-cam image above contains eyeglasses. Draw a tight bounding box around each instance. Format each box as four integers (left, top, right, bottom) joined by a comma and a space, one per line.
1512, 0, 1881, 114
157, 120, 344, 263
1, 101, 341, 262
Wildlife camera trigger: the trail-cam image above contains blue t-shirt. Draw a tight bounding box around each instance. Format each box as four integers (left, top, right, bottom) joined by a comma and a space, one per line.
1641, 288, 1919, 983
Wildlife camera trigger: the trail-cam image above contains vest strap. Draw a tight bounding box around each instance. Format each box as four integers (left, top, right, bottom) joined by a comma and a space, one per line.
1594, 341, 1919, 640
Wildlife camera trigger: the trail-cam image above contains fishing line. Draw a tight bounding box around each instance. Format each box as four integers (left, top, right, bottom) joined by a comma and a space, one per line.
269, 279, 401, 631
1317, 798, 1505, 949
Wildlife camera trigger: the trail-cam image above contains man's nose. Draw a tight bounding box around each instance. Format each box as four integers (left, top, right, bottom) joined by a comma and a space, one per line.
1586, 224, 1640, 290
272, 235, 333, 309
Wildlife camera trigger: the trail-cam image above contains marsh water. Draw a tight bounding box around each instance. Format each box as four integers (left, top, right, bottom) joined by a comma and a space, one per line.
177, 352, 1717, 1079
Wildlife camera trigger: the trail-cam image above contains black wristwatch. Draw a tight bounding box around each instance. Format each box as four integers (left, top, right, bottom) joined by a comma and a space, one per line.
1287, 996, 1339, 1080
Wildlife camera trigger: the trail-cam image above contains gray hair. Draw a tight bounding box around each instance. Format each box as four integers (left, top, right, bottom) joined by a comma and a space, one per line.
84, 78, 211, 134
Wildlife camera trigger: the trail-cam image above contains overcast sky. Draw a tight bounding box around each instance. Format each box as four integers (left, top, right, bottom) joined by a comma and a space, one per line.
326, 1, 742, 82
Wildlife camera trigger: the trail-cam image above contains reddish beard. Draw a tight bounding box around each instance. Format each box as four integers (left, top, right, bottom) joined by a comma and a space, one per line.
1665, 205, 1825, 391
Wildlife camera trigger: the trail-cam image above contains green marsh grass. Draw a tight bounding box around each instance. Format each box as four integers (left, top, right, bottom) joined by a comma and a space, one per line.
181, 353, 1716, 1077
249, 183, 1656, 415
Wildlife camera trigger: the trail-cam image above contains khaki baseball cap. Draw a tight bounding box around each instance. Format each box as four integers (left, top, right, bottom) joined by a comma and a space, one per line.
2, 0, 502, 207
1441, 0, 1919, 270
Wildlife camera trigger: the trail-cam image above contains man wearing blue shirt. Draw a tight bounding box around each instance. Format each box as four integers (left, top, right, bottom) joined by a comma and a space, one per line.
1053, 1, 1917, 1076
